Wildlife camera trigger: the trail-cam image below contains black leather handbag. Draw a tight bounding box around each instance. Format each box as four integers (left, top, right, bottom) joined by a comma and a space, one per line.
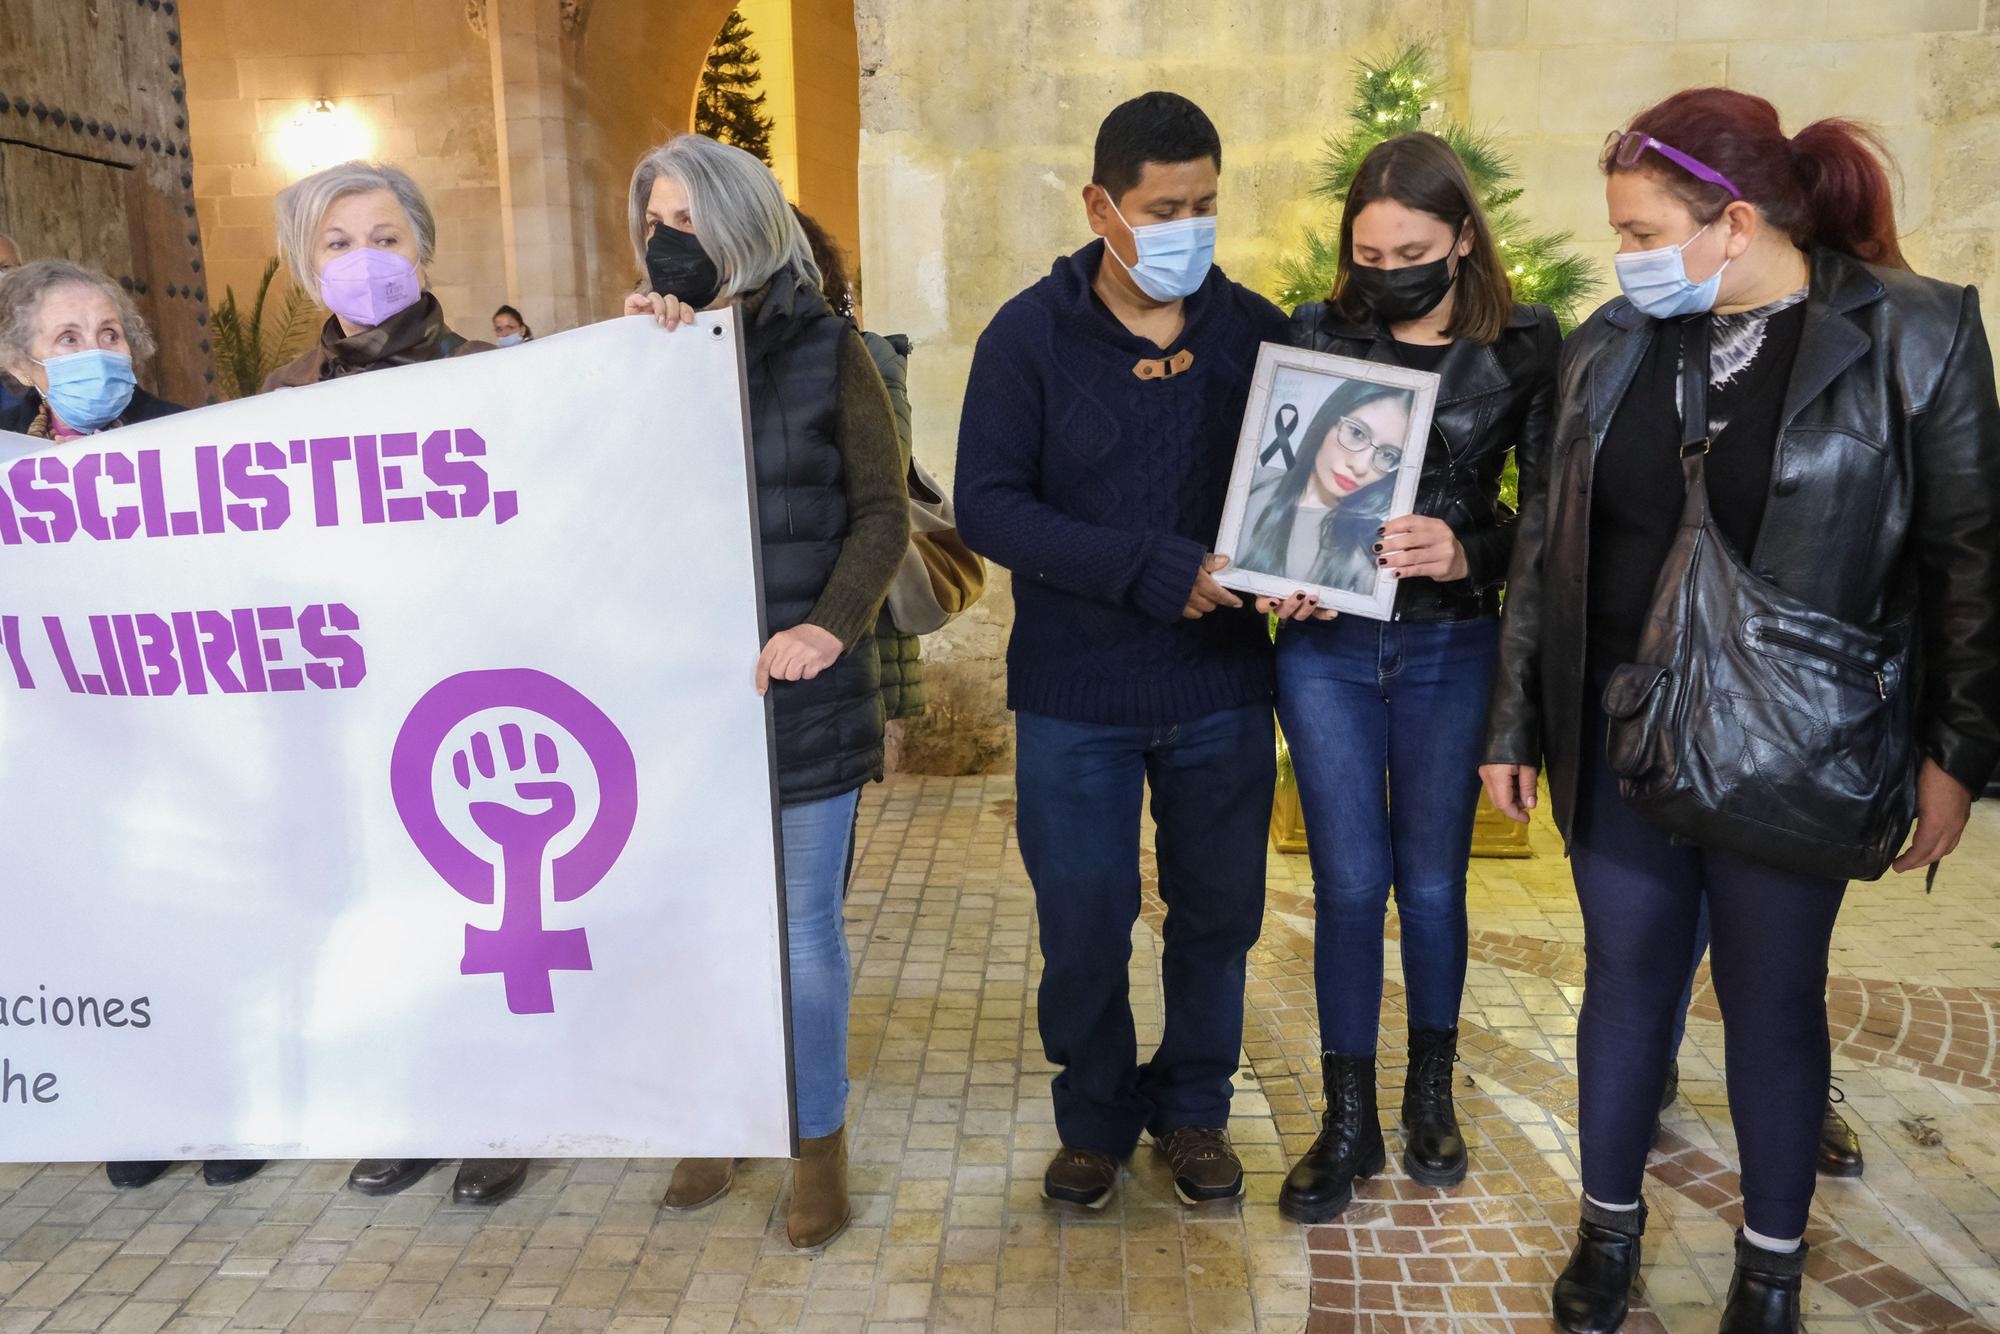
1600, 317, 1918, 882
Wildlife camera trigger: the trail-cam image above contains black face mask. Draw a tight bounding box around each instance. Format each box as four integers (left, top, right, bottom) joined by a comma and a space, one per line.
1347, 254, 1457, 324
645, 224, 722, 309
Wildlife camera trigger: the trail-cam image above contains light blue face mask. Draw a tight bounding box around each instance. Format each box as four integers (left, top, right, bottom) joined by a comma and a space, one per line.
495, 332, 525, 347
35, 348, 138, 433
1107, 199, 1217, 302
1612, 222, 1731, 319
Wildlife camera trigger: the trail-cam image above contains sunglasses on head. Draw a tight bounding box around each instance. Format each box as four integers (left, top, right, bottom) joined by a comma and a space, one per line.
1602, 130, 1742, 199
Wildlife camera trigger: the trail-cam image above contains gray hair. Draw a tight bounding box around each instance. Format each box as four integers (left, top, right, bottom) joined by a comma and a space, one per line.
627, 134, 820, 300
0, 260, 156, 370
273, 160, 437, 293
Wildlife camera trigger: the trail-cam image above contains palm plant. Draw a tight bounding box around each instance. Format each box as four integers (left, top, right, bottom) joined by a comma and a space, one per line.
210, 258, 316, 400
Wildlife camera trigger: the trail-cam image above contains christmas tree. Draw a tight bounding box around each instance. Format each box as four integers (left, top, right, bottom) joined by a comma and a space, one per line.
1273, 43, 1598, 331
695, 10, 776, 165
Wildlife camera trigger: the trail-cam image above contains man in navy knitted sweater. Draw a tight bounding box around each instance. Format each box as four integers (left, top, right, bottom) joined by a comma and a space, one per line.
954, 93, 1288, 1211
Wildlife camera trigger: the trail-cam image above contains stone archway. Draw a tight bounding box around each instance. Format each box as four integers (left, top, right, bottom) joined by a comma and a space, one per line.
575, 0, 737, 316
576, 0, 862, 315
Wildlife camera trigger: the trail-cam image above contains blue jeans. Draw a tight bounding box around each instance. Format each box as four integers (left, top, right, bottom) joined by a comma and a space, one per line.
1275, 615, 1499, 1056
782, 789, 861, 1139
1015, 704, 1274, 1156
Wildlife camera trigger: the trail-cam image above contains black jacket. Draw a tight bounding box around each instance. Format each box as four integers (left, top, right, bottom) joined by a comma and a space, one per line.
1288, 300, 1560, 620
1, 384, 185, 433
747, 269, 886, 805
1485, 247, 2000, 837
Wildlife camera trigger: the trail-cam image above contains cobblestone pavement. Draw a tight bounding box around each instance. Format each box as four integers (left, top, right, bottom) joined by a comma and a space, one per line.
4, 776, 1997, 1333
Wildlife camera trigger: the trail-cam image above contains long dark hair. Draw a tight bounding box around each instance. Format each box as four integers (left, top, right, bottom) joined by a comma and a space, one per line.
1239, 379, 1411, 592
1329, 133, 1512, 345
791, 206, 855, 317
1609, 88, 1906, 269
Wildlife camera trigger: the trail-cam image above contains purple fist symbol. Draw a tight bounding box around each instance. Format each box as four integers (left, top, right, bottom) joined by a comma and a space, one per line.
392, 671, 638, 1015
459, 723, 576, 850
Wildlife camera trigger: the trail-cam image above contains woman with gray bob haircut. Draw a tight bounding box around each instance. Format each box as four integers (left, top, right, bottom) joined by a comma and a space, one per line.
261, 162, 512, 1208
626, 134, 908, 1254
261, 159, 490, 392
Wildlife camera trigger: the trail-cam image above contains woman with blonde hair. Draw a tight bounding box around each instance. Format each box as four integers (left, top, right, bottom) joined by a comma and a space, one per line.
263, 159, 517, 1207
263, 160, 489, 391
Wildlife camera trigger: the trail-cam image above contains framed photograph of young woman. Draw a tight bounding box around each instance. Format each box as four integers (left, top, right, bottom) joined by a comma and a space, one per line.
1212, 345, 1440, 620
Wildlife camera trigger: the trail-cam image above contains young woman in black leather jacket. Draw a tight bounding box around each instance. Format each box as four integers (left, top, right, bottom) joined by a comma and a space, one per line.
1256, 133, 1559, 1224
1481, 89, 2000, 1334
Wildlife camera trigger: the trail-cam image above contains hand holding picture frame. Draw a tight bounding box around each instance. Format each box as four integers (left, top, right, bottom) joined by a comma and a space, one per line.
1213, 345, 1441, 621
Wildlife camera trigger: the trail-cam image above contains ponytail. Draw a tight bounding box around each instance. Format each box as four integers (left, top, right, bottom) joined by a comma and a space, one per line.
1612, 88, 1908, 271
1788, 118, 1906, 269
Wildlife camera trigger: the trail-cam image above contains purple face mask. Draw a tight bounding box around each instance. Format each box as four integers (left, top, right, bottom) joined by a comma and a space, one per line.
319, 247, 423, 327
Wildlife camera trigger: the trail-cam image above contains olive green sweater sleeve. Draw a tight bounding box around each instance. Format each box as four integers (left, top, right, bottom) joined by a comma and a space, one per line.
804, 329, 911, 649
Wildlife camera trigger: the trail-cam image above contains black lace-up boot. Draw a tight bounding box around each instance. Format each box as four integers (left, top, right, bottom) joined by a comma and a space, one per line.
1400, 1026, 1468, 1187
1278, 1052, 1385, 1224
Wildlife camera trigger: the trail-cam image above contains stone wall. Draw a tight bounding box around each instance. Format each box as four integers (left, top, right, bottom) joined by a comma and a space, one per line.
853, 0, 2000, 771
1467, 0, 2000, 292
575, 0, 736, 320
182, 0, 504, 341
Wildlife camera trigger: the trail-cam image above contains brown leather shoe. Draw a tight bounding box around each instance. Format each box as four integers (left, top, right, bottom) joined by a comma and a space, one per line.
787, 1129, 850, 1252
1042, 1146, 1119, 1209
1818, 1088, 1863, 1178
663, 1157, 737, 1210
452, 1159, 528, 1205
1155, 1126, 1244, 1205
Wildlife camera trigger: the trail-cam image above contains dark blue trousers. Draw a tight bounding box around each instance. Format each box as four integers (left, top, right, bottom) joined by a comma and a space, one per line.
1571, 682, 1845, 1238
1015, 704, 1273, 1156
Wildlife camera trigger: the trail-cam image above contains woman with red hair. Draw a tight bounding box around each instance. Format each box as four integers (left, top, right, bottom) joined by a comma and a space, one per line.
1482, 88, 1999, 1333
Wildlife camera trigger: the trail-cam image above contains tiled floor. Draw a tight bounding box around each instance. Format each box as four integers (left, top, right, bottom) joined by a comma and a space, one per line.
3, 776, 1997, 1333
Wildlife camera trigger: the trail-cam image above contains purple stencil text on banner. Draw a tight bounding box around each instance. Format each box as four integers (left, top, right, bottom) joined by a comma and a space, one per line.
390, 669, 639, 1015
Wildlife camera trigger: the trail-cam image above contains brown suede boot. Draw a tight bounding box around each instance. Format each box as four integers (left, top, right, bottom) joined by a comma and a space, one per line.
662, 1157, 735, 1210
786, 1128, 850, 1252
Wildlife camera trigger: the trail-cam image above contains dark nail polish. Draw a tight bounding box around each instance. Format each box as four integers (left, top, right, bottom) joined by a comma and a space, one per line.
1375, 527, 1385, 537
1376, 558, 1386, 567
1372, 543, 1382, 553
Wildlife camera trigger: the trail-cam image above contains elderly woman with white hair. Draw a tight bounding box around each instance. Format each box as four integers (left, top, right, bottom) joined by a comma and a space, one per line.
627, 134, 907, 1251
261, 160, 519, 1208
0, 260, 266, 1189
0, 259, 181, 439
262, 160, 490, 391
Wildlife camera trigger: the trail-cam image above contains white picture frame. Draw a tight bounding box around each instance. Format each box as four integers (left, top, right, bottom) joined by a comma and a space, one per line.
1213, 343, 1441, 621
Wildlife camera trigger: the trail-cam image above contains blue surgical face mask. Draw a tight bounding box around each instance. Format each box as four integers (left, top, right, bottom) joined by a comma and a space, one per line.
35, 348, 138, 433
1612, 222, 1731, 319
1106, 199, 1217, 302
495, 332, 524, 347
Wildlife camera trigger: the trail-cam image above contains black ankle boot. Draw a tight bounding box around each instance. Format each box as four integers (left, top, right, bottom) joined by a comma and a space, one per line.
1719, 1231, 1806, 1333
1278, 1052, 1385, 1224
1401, 1026, 1467, 1187
1552, 1196, 1646, 1333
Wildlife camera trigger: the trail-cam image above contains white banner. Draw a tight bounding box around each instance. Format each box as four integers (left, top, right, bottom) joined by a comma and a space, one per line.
0, 315, 796, 1162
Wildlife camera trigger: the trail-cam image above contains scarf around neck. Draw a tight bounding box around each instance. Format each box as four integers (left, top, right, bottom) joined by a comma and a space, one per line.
317, 292, 453, 379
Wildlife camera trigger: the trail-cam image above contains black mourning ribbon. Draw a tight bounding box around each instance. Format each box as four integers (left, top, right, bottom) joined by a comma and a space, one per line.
1262, 403, 1299, 467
